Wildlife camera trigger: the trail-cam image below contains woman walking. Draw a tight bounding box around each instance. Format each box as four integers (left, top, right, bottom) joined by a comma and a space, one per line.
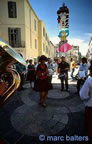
34, 55, 51, 107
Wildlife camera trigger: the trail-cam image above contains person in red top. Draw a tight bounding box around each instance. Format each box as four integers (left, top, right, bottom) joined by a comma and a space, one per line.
34, 55, 52, 107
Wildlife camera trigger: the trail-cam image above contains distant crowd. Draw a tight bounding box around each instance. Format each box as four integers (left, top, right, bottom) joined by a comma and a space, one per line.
14, 55, 92, 95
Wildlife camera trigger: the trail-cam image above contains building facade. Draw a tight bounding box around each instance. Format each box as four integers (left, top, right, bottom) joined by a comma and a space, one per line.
67, 45, 79, 62
86, 37, 92, 60
54, 44, 80, 63
49, 41, 55, 60
38, 21, 51, 58
0, 0, 54, 61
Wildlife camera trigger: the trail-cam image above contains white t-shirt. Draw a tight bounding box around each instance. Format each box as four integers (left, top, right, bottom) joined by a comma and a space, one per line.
80, 77, 92, 107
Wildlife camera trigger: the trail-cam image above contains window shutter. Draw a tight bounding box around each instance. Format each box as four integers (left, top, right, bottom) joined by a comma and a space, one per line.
17, 28, 21, 46
8, 28, 11, 45
8, 1, 17, 18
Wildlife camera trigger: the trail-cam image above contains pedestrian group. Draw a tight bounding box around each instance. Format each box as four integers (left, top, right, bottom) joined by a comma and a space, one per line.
14, 54, 92, 142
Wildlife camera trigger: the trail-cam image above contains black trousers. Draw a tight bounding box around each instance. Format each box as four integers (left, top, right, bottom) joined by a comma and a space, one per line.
77, 78, 86, 92
18, 73, 25, 90
48, 75, 52, 83
60, 73, 68, 90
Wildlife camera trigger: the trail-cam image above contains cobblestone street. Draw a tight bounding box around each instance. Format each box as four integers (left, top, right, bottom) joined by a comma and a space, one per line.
0, 71, 89, 144
0, 0, 92, 143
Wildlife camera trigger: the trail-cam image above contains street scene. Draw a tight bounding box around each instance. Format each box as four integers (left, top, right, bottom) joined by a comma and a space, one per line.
0, 0, 92, 144
0, 69, 88, 144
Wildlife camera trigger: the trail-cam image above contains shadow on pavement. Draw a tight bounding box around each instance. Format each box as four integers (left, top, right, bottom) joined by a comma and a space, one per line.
0, 81, 90, 144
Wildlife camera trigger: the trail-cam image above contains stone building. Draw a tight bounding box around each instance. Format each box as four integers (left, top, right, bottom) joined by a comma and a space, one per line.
54, 44, 80, 63
0, 0, 55, 61
86, 37, 92, 60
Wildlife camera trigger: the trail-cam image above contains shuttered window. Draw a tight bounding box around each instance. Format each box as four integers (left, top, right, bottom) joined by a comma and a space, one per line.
46, 46, 48, 54
43, 28, 45, 37
43, 43, 45, 51
8, 1, 17, 18
8, 28, 21, 47
35, 39, 37, 49
34, 19, 36, 31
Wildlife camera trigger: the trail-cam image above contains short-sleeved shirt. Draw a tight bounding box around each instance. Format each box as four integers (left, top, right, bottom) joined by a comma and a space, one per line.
58, 62, 69, 74
70, 61, 75, 69
79, 63, 88, 75
16, 63, 26, 73
37, 64, 48, 80
80, 77, 92, 107
28, 64, 35, 71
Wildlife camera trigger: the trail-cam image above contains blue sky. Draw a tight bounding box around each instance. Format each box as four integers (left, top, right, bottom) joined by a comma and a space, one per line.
29, 0, 92, 55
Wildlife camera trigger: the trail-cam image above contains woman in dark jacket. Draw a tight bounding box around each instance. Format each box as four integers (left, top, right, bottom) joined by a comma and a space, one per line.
34, 55, 51, 107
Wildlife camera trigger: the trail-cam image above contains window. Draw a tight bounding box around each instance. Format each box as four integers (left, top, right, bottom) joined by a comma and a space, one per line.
8, 1, 17, 18
49, 50, 50, 56
34, 19, 36, 31
43, 27, 45, 37
48, 40, 50, 45
46, 46, 48, 54
43, 43, 45, 51
8, 28, 21, 47
35, 39, 37, 49
46, 33, 47, 40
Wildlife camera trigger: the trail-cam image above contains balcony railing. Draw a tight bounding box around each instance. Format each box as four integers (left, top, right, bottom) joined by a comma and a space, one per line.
8, 41, 25, 48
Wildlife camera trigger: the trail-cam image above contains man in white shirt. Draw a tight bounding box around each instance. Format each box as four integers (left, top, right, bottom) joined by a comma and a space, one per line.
80, 72, 92, 142
76, 57, 88, 94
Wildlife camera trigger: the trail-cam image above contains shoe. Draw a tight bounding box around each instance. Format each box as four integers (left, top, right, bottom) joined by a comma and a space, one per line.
39, 102, 48, 108
61, 89, 64, 91
41, 103, 48, 108
65, 89, 69, 92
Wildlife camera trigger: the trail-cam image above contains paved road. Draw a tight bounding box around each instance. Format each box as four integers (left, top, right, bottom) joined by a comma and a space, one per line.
0, 70, 90, 144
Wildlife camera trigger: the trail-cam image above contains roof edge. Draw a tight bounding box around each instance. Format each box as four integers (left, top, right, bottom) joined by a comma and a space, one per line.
26, 0, 40, 20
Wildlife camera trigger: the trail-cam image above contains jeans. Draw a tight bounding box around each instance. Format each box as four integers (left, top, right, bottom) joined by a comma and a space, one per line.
71, 68, 75, 79
77, 78, 86, 92
60, 73, 68, 90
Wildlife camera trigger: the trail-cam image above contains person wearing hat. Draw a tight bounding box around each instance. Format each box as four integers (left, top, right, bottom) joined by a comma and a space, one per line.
34, 55, 52, 107
58, 56, 70, 91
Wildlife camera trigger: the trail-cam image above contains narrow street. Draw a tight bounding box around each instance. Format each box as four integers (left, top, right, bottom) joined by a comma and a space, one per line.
0, 69, 89, 144
0, 0, 92, 143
